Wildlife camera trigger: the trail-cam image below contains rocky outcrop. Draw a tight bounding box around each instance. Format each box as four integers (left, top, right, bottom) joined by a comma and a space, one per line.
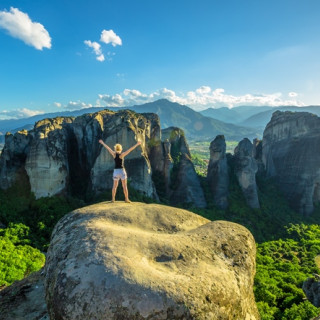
262, 111, 320, 214
0, 110, 206, 207
44, 202, 259, 320
0, 270, 48, 320
25, 117, 73, 198
207, 135, 229, 209
234, 138, 260, 209
0, 110, 159, 199
90, 110, 157, 199
160, 127, 207, 208
303, 276, 320, 307
252, 138, 264, 174
0, 130, 31, 189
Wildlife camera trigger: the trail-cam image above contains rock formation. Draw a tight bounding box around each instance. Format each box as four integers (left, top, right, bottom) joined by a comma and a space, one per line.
160, 127, 207, 208
262, 111, 320, 214
207, 135, 229, 209
0, 130, 31, 190
25, 117, 73, 198
90, 110, 157, 199
0, 270, 48, 320
1, 110, 159, 198
252, 138, 264, 174
0, 110, 206, 207
303, 277, 320, 308
44, 202, 259, 320
234, 138, 260, 209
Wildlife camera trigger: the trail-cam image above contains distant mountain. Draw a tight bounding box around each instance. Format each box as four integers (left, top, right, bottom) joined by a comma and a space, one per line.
127, 99, 260, 140
240, 106, 320, 128
0, 99, 260, 141
200, 106, 273, 124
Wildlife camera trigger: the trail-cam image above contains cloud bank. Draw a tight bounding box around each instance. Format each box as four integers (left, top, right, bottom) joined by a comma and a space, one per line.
0, 108, 44, 120
98, 86, 305, 110
65, 101, 93, 110
0, 7, 51, 50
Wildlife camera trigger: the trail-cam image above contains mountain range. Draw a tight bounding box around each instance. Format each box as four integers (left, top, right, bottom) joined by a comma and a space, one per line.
0, 99, 259, 144
1, 99, 320, 146
201, 105, 320, 129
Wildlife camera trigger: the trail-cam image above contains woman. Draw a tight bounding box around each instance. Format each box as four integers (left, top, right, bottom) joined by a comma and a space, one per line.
98, 139, 141, 203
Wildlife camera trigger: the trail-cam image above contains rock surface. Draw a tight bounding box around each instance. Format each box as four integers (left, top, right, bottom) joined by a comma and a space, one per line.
262, 111, 320, 214
90, 110, 157, 199
234, 138, 260, 209
303, 277, 320, 307
161, 127, 207, 208
207, 135, 229, 209
0, 110, 205, 207
0, 270, 48, 320
252, 138, 264, 175
0, 130, 31, 189
44, 202, 259, 320
25, 118, 72, 198
0, 110, 159, 199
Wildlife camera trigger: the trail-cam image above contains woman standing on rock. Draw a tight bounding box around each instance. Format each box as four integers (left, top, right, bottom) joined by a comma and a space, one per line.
98, 140, 141, 203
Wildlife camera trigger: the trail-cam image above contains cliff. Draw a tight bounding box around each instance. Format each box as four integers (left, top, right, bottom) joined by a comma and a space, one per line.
234, 138, 260, 209
0, 110, 204, 207
43, 202, 259, 320
0, 110, 157, 199
262, 111, 320, 214
160, 127, 207, 208
207, 135, 229, 209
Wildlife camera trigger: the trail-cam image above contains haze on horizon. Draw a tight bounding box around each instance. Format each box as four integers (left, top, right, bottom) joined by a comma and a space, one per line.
0, 0, 320, 120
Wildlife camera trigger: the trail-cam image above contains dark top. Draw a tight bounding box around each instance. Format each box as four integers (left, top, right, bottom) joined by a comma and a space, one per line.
114, 153, 124, 169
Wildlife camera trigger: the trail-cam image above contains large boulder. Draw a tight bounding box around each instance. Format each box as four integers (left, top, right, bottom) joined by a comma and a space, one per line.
44, 202, 259, 320
207, 135, 229, 209
262, 111, 320, 214
234, 138, 260, 209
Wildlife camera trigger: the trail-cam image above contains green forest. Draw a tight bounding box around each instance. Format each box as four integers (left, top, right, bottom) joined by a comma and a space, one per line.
1, 145, 320, 319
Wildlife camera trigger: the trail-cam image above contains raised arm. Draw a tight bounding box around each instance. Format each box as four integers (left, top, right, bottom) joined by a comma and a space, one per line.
121, 141, 141, 158
99, 140, 116, 157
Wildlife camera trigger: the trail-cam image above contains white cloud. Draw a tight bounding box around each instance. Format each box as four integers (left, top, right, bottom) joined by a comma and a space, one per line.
96, 54, 105, 62
0, 108, 44, 120
54, 102, 62, 108
84, 40, 105, 62
98, 86, 306, 110
0, 7, 51, 50
100, 29, 122, 47
97, 94, 125, 107
65, 101, 93, 110
289, 92, 298, 97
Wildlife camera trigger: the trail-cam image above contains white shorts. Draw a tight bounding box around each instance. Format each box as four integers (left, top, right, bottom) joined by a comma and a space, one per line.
113, 168, 127, 181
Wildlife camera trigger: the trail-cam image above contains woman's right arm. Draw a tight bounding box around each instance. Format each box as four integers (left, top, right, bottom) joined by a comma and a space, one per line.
99, 140, 115, 157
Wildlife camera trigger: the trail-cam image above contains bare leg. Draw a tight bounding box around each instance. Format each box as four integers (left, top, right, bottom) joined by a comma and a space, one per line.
121, 179, 130, 203
112, 179, 119, 202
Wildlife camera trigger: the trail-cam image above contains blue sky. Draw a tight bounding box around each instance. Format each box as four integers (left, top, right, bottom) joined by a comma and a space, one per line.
0, 0, 320, 119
